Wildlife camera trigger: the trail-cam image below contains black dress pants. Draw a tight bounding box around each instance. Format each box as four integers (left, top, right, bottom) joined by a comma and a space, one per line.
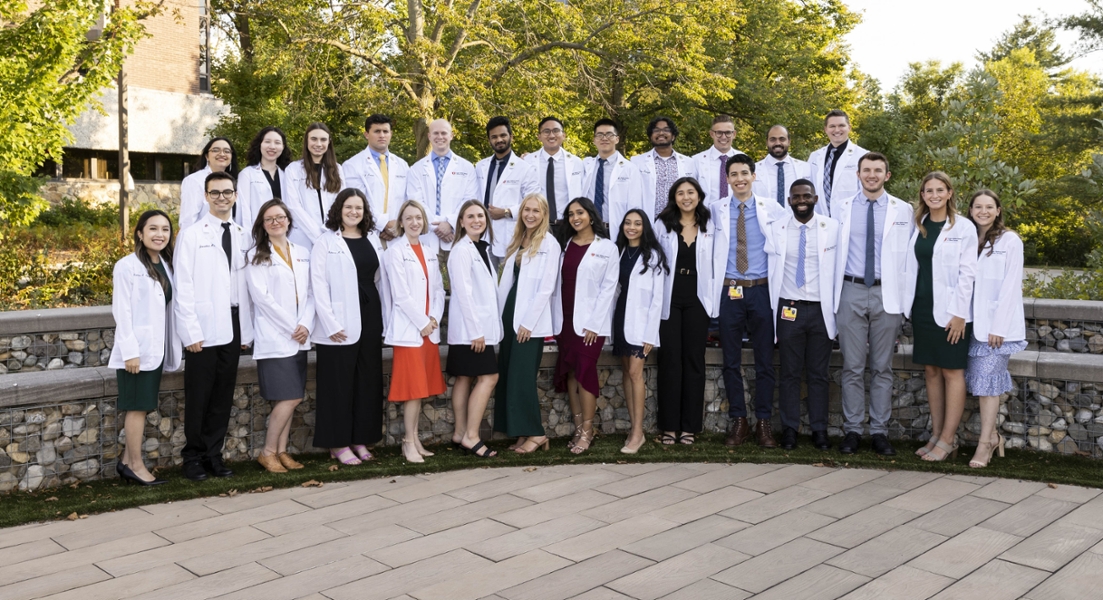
182, 309, 241, 464
657, 290, 709, 433
776, 300, 832, 433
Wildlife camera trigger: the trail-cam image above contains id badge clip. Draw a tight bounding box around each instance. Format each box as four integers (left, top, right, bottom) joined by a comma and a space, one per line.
781, 306, 798, 321
728, 285, 743, 300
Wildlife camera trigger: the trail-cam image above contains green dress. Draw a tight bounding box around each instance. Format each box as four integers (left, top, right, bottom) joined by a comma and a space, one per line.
116, 261, 170, 412
911, 220, 971, 369
493, 260, 546, 437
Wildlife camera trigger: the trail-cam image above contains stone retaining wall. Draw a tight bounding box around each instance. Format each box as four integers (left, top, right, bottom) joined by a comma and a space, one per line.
38, 180, 181, 214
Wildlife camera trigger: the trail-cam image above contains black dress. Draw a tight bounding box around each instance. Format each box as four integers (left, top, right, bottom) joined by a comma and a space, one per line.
612, 247, 645, 358
312, 236, 385, 448
447, 240, 499, 376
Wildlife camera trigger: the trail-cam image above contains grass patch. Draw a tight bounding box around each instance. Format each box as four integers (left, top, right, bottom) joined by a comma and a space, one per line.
3, 433, 1101, 529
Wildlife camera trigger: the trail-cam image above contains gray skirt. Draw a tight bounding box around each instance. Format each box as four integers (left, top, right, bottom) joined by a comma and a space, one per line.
257, 351, 308, 401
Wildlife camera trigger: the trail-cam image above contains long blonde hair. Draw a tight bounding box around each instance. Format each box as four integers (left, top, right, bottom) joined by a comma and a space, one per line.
505, 193, 550, 260
915, 171, 957, 238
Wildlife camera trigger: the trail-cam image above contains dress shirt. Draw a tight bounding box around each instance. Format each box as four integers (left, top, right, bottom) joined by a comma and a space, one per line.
369, 148, 385, 168
653, 152, 679, 213
205, 212, 241, 306
725, 196, 768, 280
844, 190, 888, 279
538, 148, 569, 219
588, 153, 617, 207
826, 140, 848, 187
780, 215, 820, 301
754, 155, 807, 204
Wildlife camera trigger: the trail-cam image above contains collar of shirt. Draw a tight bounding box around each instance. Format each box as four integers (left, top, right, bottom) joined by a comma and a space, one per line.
772, 155, 792, 168
495, 152, 513, 167
730, 195, 756, 212
828, 140, 849, 156
205, 212, 232, 229
431, 151, 453, 166
540, 148, 564, 162
596, 151, 623, 164
369, 148, 388, 163
653, 151, 678, 163
860, 189, 888, 207
708, 146, 738, 160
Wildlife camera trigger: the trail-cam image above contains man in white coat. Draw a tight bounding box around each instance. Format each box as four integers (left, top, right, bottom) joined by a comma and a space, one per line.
808, 110, 867, 218
765, 179, 837, 451
630, 116, 697, 221
342, 114, 409, 240
525, 116, 584, 229
405, 119, 479, 251
753, 125, 812, 209
832, 152, 914, 456
173, 171, 254, 481
692, 114, 745, 205
476, 116, 539, 262
582, 118, 643, 231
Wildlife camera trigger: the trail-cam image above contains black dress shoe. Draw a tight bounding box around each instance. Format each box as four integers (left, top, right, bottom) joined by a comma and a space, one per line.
781, 428, 798, 450
182, 461, 209, 481
203, 457, 234, 478
839, 432, 861, 455
871, 434, 897, 456
812, 431, 831, 451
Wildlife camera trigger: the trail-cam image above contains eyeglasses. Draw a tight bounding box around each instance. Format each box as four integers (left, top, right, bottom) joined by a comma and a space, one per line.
594, 132, 618, 140
540, 128, 563, 135
263, 215, 289, 225
711, 130, 735, 137
206, 190, 236, 199
208, 148, 233, 155
652, 127, 673, 134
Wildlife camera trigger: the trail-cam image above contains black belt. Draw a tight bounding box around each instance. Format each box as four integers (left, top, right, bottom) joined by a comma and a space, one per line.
725, 277, 767, 287
781, 298, 820, 306
844, 275, 881, 286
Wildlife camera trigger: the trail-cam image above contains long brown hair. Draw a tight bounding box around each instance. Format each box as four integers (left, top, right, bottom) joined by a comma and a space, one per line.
455, 199, 493, 245
250, 199, 294, 265
505, 193, 550, 260
132, 210, 174, 292
968, 189, 1012, 256
915, 171, 957, 238
301, 122, 342, 193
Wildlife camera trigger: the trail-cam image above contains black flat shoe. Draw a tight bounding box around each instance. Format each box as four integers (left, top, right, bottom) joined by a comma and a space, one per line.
182, 461, 208, 481
839, 432, 861, 455
812, 431, 831, 451
781, 428, 798, 450
203, 457, 234, 478
871, 434, 897, 456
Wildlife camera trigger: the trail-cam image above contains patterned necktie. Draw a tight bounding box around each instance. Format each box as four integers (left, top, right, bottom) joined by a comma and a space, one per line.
736, 201, 748, 274
776, 162, 786, 207
719, 155, 729, 198
546, 156, 556, 220
822, 146, 835, 214
865, 199, 876, 287
594, 158, 607, 221
796, 224, 807, 288
378, 154, 389, 214
432, 154, 447, 216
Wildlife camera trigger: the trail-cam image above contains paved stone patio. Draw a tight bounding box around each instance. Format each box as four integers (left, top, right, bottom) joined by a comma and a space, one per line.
2, 462, 1103, 600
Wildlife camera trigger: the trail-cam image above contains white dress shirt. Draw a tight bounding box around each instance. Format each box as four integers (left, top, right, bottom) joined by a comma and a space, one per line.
779, 215, 820, 301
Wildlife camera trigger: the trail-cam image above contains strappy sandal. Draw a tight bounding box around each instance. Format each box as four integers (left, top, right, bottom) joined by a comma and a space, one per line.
515, 436, 550, 453
571, 422, 595, 455
330, 447, 361, 466
462, 440, 498, 458
678, 433, 695, 445
657, 432, 677, 445
970, 433, 1005, 468
350, 445, 374, 461
568, 413, 583, 449
921, 439, 959, 462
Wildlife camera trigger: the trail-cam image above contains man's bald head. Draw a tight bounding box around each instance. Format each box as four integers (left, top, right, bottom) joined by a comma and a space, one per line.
428, 118, 454, 155
767, 124, 791, 160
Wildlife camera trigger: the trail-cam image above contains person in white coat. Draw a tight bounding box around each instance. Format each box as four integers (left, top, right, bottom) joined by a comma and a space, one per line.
525, 117, 585, 231
179, 137, 240, 231
612, 209, 668, 454
765, 180, 838, 451
173, 171, 254, 481
833, 152, 913, 456
111, 210, 181, 486
630, 116, 697, 220
284, 122, 345, 250
753, 125, 812, 208
405, 119, 479, 252
552, 197, 620, 454
582, 118, 643, 230
692, 114, 745, 205
236, 127, 291, 233
476, 116, 539, 262
903, 172, 978, 462
341, 114, 409, 240
310, 189, 388, 465
965, 189, 1025, 468
446, 200, 502, 458
807, 110, 867, 218
494, 193, 561, 454
384, 200, 447, 463
245, 199, 315, 473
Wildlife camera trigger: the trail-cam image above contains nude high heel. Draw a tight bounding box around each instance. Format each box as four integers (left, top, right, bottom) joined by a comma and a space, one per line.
402, 439, 425, 463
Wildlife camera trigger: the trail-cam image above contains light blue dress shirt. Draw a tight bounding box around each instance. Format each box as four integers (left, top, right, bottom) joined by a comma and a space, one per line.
725, 197, 768, 280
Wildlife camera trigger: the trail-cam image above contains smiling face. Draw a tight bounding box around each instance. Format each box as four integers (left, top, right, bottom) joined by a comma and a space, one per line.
538, 120, 564, 153
401, 204, 424, 238
521, 198, 544, 231
650, 120, 674, 148
260, 132, 284, 164
429, 120, 453, 154
462, 204, 488, 238
767, 126, 790, 160
307, 128, 330, 162
921, 178, 953, 215
788, 184, 818, 220
205, 178, 236, 219
365, 123, 392, 154
824, 116, 850, 146
970, 194, 1001, 229
262, 205, 290, 239
621, 212, 643, 244
488, 125, 512, 156
710, 122, 735, 152
593, 125, 618, 157
673, 181, 700, 215
726, 162, 756, 200
858, 159, 890, 196
567, 202, 592, 235
341, 195, 364, 232
138, 215, 172, 253
207, 140, 232, 172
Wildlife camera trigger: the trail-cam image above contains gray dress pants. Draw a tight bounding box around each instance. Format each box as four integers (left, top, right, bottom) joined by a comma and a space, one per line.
836, 281, 903, 435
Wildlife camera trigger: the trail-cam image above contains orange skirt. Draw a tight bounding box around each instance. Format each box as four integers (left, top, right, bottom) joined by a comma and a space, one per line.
388, 337, 447, 401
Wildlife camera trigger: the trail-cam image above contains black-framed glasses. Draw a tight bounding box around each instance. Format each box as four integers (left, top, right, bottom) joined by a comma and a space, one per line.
594, 132, 618, 140
263, 215, 288, 225
206, 190, 236, 199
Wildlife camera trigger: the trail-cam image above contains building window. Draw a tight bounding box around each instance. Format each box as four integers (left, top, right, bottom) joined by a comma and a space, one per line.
52, 148, 197, 182
199, 0, 211, 93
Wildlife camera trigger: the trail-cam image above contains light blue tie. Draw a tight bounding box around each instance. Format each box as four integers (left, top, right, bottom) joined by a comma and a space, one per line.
822, 146, 834, 215
594, 158, 607, 221
776, 162, 785, 207
432, 154, 448, 215
796, 224, 807, 289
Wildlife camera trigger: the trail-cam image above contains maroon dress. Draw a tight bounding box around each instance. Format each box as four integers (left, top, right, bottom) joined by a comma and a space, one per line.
554, 241, 605, 396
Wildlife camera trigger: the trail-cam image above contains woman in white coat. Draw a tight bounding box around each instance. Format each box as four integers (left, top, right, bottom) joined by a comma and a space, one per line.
385, 200, 447, 463
179, 137, 240, 231
903, 172, 978, 462
236, 127, 291, 233
612, 209, 667, 454
965, 190, 1025, 468
553, 197, 619, 454
311, 189, 387, 465
446, 200, 502, 458
284, 122, 344, 250
111, 210, 181, 485
493, 193, 561, 453
246, 199, 315, 473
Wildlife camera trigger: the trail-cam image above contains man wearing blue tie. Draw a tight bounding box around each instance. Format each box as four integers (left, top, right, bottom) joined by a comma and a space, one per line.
753, 125, 812, 208
582, 119, 643, 230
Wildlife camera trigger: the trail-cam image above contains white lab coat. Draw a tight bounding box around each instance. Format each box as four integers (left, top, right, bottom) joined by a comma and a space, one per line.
178, 166, 213, 231
903, 215, 978, 326
616, 250, 665, 347
246, 242, 315, 360
831, 192, 915, 316
630, 149, 698, 220
972, 231, 1026, 342
109, 253, 182, 372
552, 237, 620, 337
581, 152, 643, 230
524, 148, 585, 220
342, 148, 410, 228
752, 155, 813, 206
173, 213, 254, 347
656, 222, 718, 319
309, 230, 388, 345
383, 236, 446, 346
709, 195, 786, 304
446, 236, 503, 346
476, 152, 540, 258
691, 146, 745, 205
284, 159, 345, 250
807, 140, 867, 218
235, 164, 287, 233
405, 151, 479, 251
766, 213, 840, 339
498, 235, 562, 337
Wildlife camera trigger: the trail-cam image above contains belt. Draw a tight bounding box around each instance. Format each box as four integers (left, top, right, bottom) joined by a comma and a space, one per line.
781, 298, 820, 306
725, 277, 767, 287
677, 268, 696, 275
844, 275, 881, 286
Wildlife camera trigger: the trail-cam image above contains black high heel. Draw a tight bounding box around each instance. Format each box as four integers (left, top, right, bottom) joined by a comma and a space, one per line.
117, 462, 168, 486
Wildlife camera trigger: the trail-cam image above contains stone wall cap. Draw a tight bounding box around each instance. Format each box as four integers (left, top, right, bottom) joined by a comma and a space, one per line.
1032, 299, 1103, 322
0, 367, 107, 408
1035, 352, 1103, 383
0, 306, 115, 336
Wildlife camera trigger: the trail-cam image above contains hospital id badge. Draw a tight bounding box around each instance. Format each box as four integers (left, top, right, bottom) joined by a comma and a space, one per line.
781, 306, 798, 321
728, 285, 743, 300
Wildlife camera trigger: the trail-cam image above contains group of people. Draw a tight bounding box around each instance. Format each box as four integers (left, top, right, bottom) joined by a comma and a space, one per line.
108, 109, 1026, 484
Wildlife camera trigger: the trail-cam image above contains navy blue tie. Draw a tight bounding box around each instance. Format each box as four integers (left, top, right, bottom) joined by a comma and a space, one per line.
776, 162, 785, 207
594, 158, 607, 220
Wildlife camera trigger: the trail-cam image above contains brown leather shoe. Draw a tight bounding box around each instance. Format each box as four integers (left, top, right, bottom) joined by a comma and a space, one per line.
725, 417, 751, 447
277, 452, 304, 470
257, 453, 287, 473
756, 419, 778, 448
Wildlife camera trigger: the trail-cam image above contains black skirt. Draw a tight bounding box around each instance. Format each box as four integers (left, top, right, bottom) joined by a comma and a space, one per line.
446, 344, 499, 377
